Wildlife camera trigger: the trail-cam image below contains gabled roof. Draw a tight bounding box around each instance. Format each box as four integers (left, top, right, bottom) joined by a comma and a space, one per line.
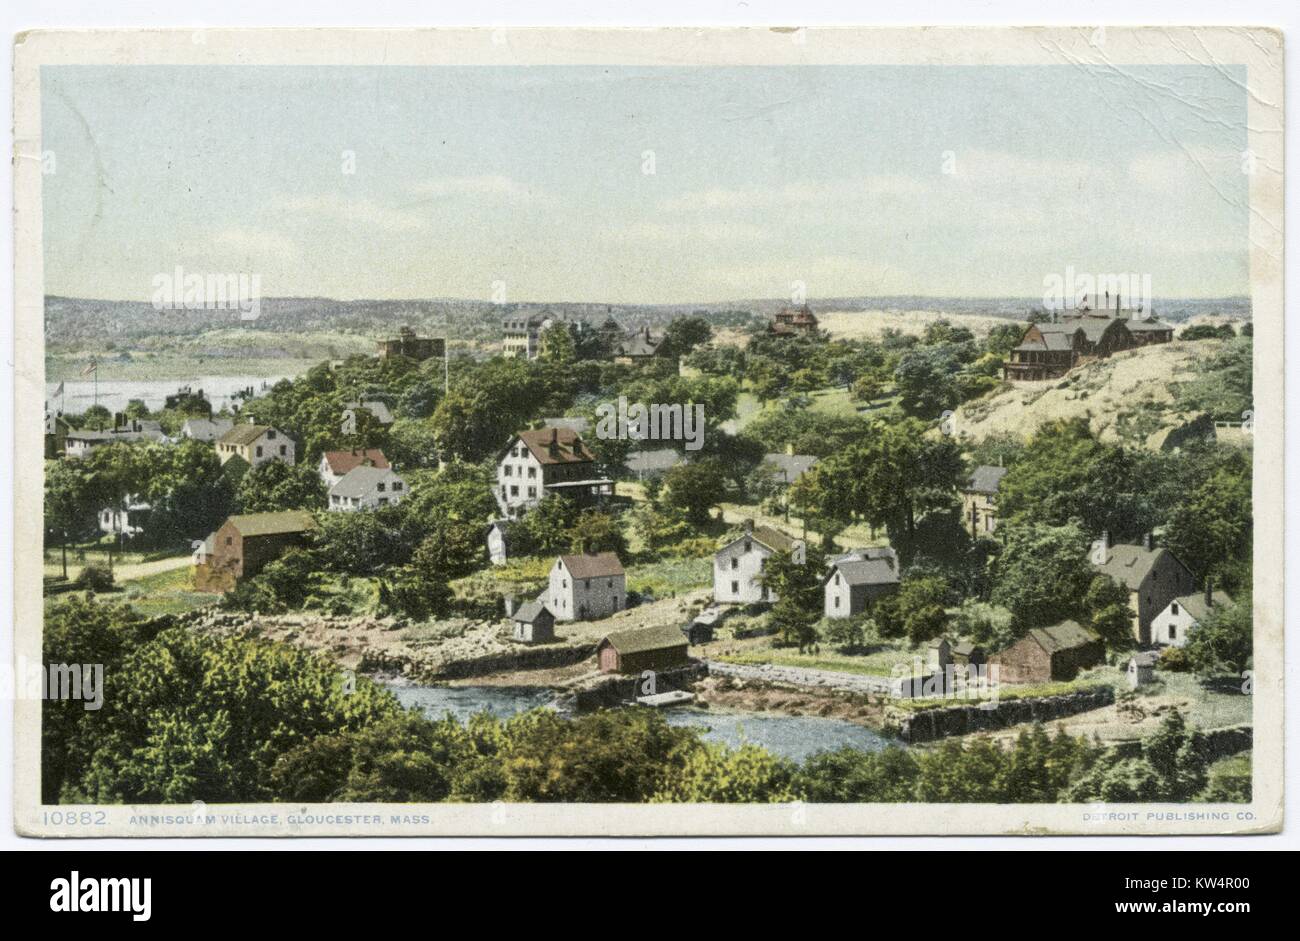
514, 427, 596, 466
322, 448, 390, 475
720, 524, 798, 555
1169, 590, 1232, 623
330, 465, 403, 499
183, 417, 234, 440
965, 465, 1008, 494
1026, 621, 1100, 654
599, 624, 688, 655
512, 599, 552, 624
952, 641, 984, 656
558, 551, 625, 579
1130, 651, 1160, 667
1093, 544, 1182, 591
225, 510, 316, 538
826, 556, 899, 588
219, 423, 275, 446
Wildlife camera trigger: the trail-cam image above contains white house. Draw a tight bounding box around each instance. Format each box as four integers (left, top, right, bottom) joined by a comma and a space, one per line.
327, 465, 407, 511
712, 520, 797, 605
495, 426, 613, 518
318, 448, 390, 487
98, 496, 152, 538
548, 552, 626, 622
823, 547, 900, 618
1149, 581, 1233, 647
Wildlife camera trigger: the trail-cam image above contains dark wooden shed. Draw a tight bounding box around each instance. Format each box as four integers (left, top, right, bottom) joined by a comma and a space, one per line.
597, 625, 690, 675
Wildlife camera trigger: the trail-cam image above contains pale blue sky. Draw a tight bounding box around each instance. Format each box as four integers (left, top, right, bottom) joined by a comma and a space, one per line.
42, 64, 1249, 303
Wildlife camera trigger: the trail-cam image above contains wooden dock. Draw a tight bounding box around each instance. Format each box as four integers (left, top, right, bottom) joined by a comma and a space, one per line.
634, 690, 696, 709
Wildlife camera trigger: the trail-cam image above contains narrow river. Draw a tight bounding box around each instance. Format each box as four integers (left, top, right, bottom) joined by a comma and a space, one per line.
387, 683, 897, 763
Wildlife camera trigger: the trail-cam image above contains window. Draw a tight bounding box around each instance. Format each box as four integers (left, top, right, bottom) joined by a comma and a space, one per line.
504, 465, 512, 477
393, 482, 403, 492
834, 573, 840, 585
1169, 625, 1177, 640
378, 497, 388, 506
744, 540, 751, 553
256, 446, 263, 457
267, 430, 276, 439
731, 581, 739, 594
730, 557, 738, 570
528, 467, 536, 479
1171, 602, 1179, 615
528, 487, 536, 497
834, 596, 840, 608
377, 483, 386, 492
279, 445, 286, 456
226, 536, 233, 546
510, 485, 518, 497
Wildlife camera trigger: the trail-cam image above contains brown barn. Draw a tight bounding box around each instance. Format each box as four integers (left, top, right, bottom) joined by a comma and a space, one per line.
597, 624, 690, 675
991, 621, 1104, 684
194, 510, 316, 592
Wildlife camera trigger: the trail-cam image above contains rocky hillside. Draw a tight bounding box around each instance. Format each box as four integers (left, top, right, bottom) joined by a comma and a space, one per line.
951, 339, 1245, 448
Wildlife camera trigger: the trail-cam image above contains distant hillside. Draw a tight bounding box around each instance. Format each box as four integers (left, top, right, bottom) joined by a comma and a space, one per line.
44, 294, 1251, 350
951, 339, 1250, 449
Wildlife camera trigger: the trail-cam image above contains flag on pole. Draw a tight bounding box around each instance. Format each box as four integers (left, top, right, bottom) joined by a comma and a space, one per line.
80, 358, 98, 377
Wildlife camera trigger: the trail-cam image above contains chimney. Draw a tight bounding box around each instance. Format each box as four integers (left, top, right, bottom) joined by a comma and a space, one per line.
1143, 532, 1154, 551
785, 442, 795, 456
1204, 577, 1214, 608
1101, 530, 1111, 551
742, 518, 754, 534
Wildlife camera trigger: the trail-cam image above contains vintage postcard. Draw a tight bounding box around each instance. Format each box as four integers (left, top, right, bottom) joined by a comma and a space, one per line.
12, 26, 1283, 836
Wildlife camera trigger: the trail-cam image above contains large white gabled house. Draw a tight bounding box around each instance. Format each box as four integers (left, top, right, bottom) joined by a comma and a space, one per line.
318, 448, 390, 487
327, 465, 407, 511
1149, 580, 1233, 648
548, 552, 626, 622
712, 520, 798, 605
495, 426, 614, 518
823, 547, 900, 618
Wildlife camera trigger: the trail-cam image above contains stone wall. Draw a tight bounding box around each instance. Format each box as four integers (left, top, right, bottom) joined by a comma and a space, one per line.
888, 685, 1115, 743
572, 662, 709, 711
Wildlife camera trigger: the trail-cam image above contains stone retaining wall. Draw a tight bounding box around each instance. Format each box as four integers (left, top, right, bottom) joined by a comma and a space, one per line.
888, 686, 1116, 743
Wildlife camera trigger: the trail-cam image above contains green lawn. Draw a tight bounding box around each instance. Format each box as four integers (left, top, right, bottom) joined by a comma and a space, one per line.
68, 565, 217, 618
626, 557, 712, 598
717, 639, 916, 677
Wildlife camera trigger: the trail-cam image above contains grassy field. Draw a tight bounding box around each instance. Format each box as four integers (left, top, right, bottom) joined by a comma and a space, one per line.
46, 564, 216, 618
717, 641, 916, 677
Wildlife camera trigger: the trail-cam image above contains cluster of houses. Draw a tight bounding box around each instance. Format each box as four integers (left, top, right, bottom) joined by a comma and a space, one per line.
501, 312, 668, 363
1002, 298, 1175, 382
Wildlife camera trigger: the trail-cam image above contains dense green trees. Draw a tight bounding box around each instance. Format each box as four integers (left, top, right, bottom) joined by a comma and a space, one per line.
234, 459, 326, 514
45, 596, 1244, 806
988, 521, 1093, 632
1184, 598, 1253, 679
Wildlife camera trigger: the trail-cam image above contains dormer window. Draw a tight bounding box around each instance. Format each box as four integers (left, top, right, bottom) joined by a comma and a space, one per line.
1171, 602, 1179, 615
